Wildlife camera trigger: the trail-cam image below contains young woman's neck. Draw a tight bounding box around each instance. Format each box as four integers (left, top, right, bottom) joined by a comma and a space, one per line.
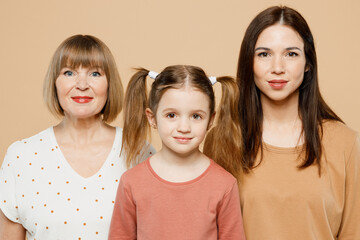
261, 91, 303, 147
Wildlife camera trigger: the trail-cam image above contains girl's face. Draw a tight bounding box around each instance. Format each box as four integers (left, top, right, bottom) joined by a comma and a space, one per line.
56, 66, 108, 120
253, 24, 307, 104
147, 87, 214, 157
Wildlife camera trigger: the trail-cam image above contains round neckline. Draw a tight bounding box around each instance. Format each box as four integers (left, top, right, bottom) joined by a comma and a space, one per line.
145, 157, 213, 186
48, 126, 120, 181
263, 141, 304, 154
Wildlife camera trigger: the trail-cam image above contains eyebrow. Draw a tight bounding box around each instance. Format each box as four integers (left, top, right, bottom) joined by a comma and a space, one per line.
162, 108, 208, 115
254, 47, 303, 52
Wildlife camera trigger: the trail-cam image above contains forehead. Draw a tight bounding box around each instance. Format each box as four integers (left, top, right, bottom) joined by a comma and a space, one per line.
157, 87, 211, 112
255, 24, 304, 49
60, 46, 106, 70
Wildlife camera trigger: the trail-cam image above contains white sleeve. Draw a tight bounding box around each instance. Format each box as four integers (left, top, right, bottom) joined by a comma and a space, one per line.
0, 142, 21, 223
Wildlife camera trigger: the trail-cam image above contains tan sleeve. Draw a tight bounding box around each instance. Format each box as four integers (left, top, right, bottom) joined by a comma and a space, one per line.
217, 180, 246, 240
108, 174, 137, 240
338, 134, 360, 239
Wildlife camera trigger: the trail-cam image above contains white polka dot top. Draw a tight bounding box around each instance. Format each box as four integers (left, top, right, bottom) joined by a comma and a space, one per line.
0, 127, 154, 240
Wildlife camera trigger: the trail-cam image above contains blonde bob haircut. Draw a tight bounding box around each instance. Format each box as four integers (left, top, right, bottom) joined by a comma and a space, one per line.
43, 34, 124, 122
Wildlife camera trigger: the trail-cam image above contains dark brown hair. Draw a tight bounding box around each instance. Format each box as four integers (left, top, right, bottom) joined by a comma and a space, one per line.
237, 6, 342, 173
43, 34, 124, 122
123, 65, 242, 175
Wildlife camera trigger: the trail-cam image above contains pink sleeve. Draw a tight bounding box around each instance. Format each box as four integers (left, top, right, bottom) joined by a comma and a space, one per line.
108, 174, 137, 240
217, 180, 246, 240
338, 135, 360, 239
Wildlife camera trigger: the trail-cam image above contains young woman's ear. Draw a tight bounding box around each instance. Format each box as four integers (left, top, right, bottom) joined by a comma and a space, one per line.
145, 108, 157, 129
207, 112, 216, 130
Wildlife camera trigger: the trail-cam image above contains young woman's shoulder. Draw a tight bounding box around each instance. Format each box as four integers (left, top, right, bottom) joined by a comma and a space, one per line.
322, 120, 358, 142
322, 120, 359, 162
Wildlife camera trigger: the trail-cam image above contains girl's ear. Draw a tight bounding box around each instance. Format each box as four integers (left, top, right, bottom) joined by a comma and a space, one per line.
207, 112, 216, 130
145, 108, 157, 129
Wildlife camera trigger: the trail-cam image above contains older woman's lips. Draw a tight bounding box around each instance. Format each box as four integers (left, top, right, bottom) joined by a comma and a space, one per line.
71, 96, 93, 103
268, 80, 288, 90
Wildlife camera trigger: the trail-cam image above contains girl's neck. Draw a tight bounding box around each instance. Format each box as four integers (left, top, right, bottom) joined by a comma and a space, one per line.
261, 91, 303, 147
149, 148, 210, 183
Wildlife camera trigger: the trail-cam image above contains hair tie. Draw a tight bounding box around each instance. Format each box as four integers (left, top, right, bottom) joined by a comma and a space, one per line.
148, 71, 159, 79
209, 76, 217, 85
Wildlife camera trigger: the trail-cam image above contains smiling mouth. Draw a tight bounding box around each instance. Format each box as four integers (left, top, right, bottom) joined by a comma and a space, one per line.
71, 96, 93, 103
173, 137, 193, 143
268, 80, 288, 89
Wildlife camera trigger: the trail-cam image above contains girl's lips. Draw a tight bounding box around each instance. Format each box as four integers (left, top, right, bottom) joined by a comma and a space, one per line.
268, 80, 288, 90
173, 137, 192, 143
71, 96, 93, 103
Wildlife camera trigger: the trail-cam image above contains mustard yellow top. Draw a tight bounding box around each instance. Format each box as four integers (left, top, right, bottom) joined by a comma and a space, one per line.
238, 121, 360, 240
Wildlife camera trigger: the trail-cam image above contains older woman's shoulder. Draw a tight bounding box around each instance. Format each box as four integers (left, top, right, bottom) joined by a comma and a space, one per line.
6, 127, 54, 157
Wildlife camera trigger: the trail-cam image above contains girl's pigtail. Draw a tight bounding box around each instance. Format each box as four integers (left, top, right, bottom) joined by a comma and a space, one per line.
203, 76, 243, 177
122, 68, 150, 168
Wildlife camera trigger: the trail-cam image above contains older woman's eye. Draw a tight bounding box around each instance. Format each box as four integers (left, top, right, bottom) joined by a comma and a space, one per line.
64, 71, 74, 76
91, 72, 101, 77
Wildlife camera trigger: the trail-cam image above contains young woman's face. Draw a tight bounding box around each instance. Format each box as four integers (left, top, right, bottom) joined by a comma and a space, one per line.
253, 24, 307, 104
147, 87, 213, 157
56, 66, 108, 120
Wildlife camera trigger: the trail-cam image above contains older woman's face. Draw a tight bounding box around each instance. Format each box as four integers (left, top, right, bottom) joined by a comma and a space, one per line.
55, 66, 108, 120
253, 24, 307, 104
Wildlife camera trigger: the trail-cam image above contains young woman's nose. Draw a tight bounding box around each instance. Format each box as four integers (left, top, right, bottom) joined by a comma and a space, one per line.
271, 55, 285, 74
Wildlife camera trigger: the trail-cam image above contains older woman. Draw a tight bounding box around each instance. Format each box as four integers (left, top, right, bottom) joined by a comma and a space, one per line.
0, 35, 154, 239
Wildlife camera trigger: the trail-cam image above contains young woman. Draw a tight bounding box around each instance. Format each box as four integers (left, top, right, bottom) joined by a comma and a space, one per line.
0, 35, 153, 239
208, 6, 359, 240
109, 65, 245, 239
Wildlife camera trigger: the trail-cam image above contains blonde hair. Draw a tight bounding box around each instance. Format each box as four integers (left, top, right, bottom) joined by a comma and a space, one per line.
122, 65, 242, 177
43, 34, 124, 122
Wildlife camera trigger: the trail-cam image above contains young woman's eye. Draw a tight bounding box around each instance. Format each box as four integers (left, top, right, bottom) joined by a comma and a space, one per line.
287, 52, 299, 57
91, 71, 101, 77
258, 52, 270, 57
192, 114, 202, 120
64, 70, 74, 76
166, 113, 176, 118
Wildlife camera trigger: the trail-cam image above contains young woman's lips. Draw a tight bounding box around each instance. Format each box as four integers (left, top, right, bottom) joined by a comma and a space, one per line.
268, 80, 288, 90
71, 96, 93, 103
173, 137, 192, 144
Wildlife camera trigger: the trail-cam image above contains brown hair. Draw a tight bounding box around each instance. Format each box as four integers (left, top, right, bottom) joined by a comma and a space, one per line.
237, 6, 342, 173
43, 34, 124, 122
123, 65, 242, 175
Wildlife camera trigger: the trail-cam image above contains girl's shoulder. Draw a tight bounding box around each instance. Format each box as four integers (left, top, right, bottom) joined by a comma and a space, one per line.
208, 160, 237, 185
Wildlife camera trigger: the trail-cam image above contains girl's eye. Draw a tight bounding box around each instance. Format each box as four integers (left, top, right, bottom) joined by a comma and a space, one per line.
91, 71, 101, 77
258, 52, 270, 57
64, 70, 74, 76
166, 113, 176, 118
192, 114, 202, 120
287, 52, 299, 57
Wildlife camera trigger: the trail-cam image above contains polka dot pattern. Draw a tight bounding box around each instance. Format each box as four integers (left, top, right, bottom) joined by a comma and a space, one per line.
0, 127, 155, 240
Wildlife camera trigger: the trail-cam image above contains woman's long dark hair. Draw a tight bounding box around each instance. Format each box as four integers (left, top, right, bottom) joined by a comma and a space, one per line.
237, 6, 342, 174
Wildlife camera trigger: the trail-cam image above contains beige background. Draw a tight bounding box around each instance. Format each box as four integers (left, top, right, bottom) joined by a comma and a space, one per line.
0, 0, 359, 164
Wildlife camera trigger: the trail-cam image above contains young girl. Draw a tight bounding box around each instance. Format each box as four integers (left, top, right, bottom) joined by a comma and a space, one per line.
108, 65, 245, 239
